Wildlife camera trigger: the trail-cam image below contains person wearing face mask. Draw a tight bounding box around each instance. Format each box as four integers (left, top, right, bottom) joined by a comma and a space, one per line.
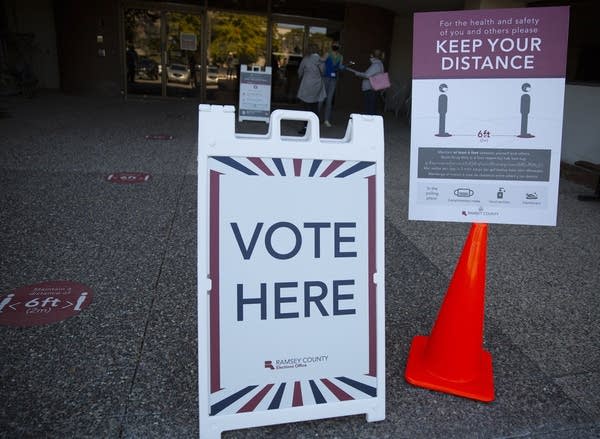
348, 49, 385, 115
319, 41, 344, 127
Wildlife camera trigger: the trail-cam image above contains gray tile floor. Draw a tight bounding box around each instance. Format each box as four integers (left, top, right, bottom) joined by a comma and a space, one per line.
1, 93, 599, 438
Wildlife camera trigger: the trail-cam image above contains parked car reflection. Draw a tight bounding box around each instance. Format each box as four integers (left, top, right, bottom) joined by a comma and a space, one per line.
206, 65, 219, 89
192, 64, 220, 88
151, 62, 224, 89
167, 63, 191, 84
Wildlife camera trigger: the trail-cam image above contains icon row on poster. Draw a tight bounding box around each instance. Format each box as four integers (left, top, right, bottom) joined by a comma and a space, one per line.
419, 184, 545, 206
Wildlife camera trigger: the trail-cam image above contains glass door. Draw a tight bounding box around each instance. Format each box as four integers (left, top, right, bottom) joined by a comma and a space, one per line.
124, 8, 162, 97
271, 22, 305, 104
124, 7, 202, 99
205, 11, 268, 105
165, 11, 202, 98
270, 20, 340, 104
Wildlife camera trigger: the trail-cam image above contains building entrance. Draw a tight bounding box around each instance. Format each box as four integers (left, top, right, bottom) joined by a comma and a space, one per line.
123, 5, 341, 106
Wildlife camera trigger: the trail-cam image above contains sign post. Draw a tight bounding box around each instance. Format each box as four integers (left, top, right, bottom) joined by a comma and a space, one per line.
197, 106, 385, 437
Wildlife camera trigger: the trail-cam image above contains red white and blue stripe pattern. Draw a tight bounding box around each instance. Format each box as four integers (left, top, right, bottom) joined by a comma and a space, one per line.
210, 375, 378, 416
208, 156, 375, 179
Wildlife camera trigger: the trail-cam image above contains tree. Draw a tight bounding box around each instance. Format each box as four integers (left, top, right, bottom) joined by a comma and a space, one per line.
209, 12, 267, 65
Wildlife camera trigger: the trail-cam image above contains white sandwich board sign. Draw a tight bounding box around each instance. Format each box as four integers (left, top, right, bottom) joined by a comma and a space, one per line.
197, 107, 385, 438
409, 6, 569, 226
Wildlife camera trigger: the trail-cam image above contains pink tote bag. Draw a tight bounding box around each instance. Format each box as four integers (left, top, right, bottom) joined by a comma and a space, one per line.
369, 72, 391, 91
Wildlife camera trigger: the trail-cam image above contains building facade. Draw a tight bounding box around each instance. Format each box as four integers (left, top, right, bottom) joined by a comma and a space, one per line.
1, 0, 598, 163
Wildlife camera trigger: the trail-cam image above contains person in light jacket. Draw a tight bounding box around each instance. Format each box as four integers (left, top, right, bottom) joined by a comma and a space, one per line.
350, 49, 384, 115
297, 44, 326, 133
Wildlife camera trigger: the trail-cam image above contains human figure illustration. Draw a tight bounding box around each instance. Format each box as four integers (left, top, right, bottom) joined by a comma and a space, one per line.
435, 83, 451, 137
518, 82, 535, 138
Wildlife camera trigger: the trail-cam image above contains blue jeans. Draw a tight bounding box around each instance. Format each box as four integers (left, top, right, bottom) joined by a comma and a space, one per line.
320, 77, 337, 122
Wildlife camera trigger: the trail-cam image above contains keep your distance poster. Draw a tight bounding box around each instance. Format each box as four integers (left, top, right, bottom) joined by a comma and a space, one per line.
409, 6, 569, 226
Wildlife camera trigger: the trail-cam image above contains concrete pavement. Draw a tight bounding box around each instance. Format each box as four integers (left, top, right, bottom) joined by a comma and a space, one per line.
0, 92, 599, 438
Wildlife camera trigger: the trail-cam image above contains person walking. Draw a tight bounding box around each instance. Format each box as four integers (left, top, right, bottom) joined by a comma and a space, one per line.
348, 49, 385, 115
320, 41, 344, 127
126, 45, 138, 84
297, 44, 326, 134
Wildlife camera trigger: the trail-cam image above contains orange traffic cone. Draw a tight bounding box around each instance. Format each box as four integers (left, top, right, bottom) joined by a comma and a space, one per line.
405, 222, 494, 402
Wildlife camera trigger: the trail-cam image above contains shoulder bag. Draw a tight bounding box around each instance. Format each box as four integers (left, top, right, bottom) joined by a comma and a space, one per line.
369, 72, 391, 91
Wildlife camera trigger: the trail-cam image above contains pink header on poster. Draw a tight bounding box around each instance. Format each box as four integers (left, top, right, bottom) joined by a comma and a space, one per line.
413, 6, 569, 79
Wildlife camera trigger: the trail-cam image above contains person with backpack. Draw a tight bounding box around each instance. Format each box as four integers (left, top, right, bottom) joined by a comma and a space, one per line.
320, 41, 344, 127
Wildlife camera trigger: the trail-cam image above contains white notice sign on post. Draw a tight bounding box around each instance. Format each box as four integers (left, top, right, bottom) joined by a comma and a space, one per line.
239, 65, 272, 123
